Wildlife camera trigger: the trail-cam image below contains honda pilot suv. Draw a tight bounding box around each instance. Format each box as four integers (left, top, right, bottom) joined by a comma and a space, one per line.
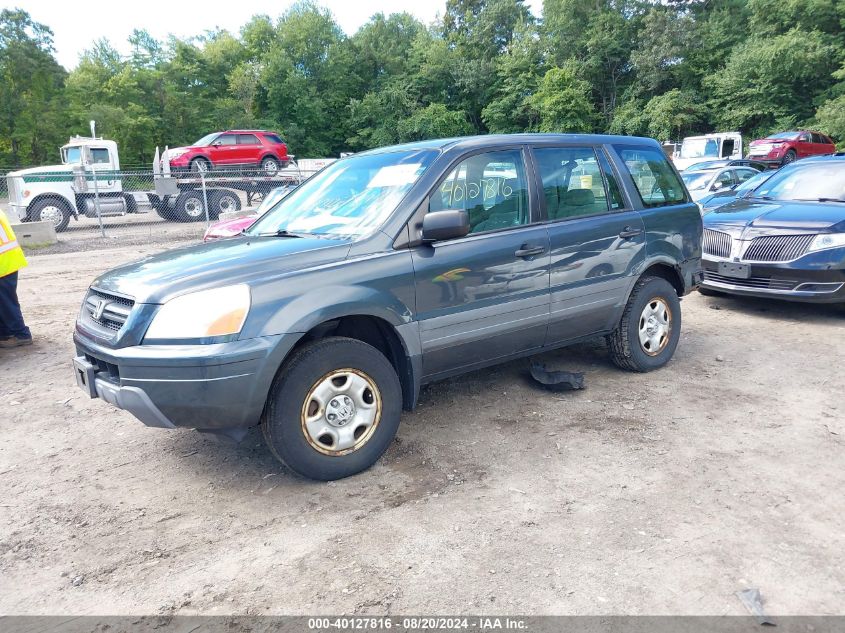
73, 134, 703, 480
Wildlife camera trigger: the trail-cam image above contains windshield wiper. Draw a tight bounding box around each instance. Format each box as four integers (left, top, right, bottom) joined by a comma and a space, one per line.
794, 197, 845, 203
252, 229, 310, 238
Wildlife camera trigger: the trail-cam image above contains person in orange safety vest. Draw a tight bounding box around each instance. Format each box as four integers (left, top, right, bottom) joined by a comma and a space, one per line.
0, 209, 32, 347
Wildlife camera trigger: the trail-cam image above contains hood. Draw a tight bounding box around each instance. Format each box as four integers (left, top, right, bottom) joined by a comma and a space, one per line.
9, 164, 73, 177
92, 234, 352, 304
704, 198, 845, 233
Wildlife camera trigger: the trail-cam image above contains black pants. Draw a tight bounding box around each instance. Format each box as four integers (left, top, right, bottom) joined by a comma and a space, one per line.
0, 272, 31, 339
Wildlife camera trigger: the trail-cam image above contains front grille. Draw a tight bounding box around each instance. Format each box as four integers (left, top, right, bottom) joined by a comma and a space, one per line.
84, 288, 134, 333
703, 229, 732, 258
742, 234, 815, 262
704, 271, 799, 291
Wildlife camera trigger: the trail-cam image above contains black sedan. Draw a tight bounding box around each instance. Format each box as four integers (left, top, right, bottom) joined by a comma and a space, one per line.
700, 155, 845, 304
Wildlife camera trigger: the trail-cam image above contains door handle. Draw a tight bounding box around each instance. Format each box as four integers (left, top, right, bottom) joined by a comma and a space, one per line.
515, 245, 545, 258
618, 226, 643, 239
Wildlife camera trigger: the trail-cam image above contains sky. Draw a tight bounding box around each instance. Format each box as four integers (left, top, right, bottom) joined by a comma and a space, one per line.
18, 0, 543, 70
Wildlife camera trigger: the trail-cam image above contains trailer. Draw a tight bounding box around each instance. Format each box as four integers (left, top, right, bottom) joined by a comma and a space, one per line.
5, 135, 315, 232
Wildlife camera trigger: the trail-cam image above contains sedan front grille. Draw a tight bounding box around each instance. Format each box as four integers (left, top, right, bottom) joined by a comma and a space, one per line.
703, 271, 799, 291
702, 229, 732, 258
743, 234, 816, 262
83, 288, 134, 332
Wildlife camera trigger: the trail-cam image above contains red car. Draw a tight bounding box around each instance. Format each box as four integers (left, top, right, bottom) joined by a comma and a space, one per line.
166, 130, 290, 175
747, 130, 835, 167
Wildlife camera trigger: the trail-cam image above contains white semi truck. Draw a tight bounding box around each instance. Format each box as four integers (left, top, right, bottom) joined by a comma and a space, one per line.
672, 132, 744, 171
5, 134, 306, 232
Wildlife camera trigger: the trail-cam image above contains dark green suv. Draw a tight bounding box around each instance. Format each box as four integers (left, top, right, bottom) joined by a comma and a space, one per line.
73, 134, 703, 480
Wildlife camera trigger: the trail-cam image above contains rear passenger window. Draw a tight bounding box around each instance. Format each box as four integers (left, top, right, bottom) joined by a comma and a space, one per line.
430, 150, 529, 234
534, 147, 612, 220
614, 145, 687, 207
237, 134, 260, 145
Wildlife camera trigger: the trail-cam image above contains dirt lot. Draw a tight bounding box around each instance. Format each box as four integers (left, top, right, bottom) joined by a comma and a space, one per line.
1, 243, 843, 616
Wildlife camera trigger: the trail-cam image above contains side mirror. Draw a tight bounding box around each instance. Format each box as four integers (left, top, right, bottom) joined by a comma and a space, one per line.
421, 210, 470, 242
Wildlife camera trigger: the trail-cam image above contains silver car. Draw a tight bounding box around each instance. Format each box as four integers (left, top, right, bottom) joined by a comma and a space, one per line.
681, 166, 760, 203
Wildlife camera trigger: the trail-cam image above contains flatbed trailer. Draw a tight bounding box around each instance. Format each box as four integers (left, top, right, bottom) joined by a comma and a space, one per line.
6, 136, 315, 231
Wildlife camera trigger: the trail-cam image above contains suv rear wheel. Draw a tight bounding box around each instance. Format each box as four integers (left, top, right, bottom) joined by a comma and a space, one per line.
607, 276, 681, 372
262, 337, 402, 480
261, 156, 280, 176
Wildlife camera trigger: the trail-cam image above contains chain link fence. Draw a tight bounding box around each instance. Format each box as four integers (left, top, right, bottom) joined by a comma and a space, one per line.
3, 160, 330, 254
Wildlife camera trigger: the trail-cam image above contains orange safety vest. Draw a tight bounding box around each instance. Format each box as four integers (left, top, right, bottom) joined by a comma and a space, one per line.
0, 209, 28, 278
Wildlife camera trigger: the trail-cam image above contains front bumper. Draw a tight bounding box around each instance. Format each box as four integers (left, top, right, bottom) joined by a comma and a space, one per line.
8, 202, 27, 222
701, 257, 845, 303
746, 150, 785, 165
73, 332, 296, 432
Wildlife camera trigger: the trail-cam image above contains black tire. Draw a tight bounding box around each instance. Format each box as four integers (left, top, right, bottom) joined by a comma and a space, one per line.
175, 191, 207, 222
607, 276, 682, 372
28, 198, 71, 232
782, 149, 797, 165
261, 337, 402, 481
190, 157, 211, 173
261, 156, 280, 176
697, 286, 724, 297
210, 190, 241, 219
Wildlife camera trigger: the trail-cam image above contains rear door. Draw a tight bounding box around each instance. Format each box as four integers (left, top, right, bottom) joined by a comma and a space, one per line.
411, 147, 550, 380
236, 133, 262, 166
811, 132, 833, 156
209, 133, 238, 166
796, 132, 813, 158
535, 145, 646, 344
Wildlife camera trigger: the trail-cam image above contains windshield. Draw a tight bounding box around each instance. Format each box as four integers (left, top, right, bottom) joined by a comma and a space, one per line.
256, 186, 296, 216
753, 162, 845, 202
63, 147, 82, 164
681, 172, 712, 190
680, 138, 720, 159
735, 170, 773, 195
246, 149, 437, 238
193, 133, 219, 147
685, 160, 724, 171
768, 131, 799, 140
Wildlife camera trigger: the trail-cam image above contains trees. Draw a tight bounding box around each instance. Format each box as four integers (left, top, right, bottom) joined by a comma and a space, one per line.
0, 9, 67, 166
3, 2, 845, 167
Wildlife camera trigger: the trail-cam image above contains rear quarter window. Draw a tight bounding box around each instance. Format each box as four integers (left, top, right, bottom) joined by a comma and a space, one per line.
264, 134, 286, 144
613, 145, 688, 208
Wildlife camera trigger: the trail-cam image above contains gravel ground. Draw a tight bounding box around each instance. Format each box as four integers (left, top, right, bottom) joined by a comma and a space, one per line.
1, 245, 843, 616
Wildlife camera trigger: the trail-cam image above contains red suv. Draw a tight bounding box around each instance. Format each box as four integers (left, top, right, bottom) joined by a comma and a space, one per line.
166, 130, 290, 175
747, 130, 835, 166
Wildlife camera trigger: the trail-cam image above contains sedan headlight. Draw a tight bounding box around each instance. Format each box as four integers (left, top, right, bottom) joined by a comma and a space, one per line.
807, 233, 845, 253
144, 285, 251, 342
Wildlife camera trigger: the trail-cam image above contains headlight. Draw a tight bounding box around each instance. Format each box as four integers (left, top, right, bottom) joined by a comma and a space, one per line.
167, 149, 188, 159
144, 285, 251, 342
807, 233, 845, 253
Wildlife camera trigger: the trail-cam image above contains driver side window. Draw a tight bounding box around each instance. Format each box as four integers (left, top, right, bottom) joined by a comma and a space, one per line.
430, 150, 529, 234
715, 171, 733, 189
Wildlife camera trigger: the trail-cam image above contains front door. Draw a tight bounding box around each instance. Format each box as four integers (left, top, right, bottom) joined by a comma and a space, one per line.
209, 133, 239, 166
411, 148, 550, 380
533, 145, 647, 344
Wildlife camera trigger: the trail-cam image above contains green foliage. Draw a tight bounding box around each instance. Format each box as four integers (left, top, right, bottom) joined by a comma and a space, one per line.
528, 65, 597, 133
3, 1, 845, 168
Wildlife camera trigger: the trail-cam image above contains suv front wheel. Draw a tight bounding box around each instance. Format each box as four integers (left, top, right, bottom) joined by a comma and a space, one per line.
607, 276, 681, 372
262, 337, 402, 480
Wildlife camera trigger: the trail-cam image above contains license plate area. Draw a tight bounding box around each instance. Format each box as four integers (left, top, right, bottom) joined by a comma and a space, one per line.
73, 356, 98, 398
718, 261, 751, 279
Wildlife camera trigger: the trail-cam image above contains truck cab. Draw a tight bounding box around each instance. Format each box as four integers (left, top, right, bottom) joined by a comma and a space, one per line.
673, 132, 743, 171
6, 136, 126, 231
